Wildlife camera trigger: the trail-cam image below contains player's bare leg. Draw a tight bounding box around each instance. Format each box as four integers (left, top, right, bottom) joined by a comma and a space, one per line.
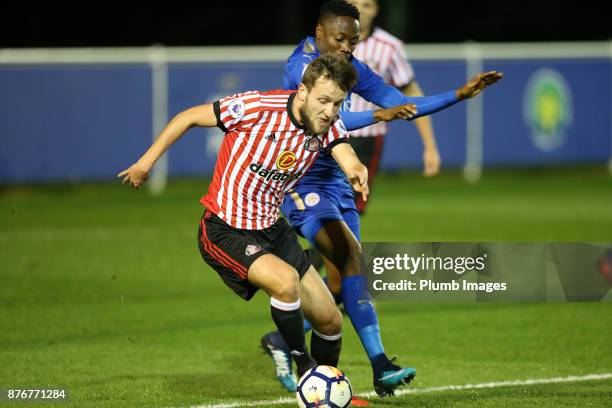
248, 254, 316, 378
323, 256, 342, 296
314, 219, 363, 278
299, 266, 342, 334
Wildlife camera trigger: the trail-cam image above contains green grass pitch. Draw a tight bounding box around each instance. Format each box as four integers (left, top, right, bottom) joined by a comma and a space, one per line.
1, 167, 611, 407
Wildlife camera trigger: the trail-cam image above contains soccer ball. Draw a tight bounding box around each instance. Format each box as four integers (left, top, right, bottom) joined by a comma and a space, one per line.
296, 365, 352, 408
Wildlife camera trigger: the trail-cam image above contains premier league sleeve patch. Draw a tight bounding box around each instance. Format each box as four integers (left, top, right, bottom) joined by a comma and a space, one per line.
227, 99, 246, 120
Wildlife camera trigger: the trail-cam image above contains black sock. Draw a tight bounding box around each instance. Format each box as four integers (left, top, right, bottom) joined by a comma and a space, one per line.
311, 329, 342, 367
371, 353, 391, 378
270, 297, 316, 377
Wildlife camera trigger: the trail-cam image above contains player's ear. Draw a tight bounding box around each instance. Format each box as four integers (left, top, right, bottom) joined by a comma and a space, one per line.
297, 83, 308, 101
315, 24, 324, 40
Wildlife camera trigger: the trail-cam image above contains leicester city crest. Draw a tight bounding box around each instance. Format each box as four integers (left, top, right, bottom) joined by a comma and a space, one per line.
523, 68, 573, 152
304, 136, 322, 152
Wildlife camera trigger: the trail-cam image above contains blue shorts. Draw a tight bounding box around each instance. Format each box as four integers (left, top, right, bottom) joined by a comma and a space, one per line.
280, 184, 361, 244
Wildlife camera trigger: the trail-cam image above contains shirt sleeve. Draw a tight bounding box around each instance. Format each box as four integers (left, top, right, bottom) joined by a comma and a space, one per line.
283, 41, 311, 91
351, 58, 386, 102
323, 118, 349, 151
369, 86, 459, 119
212, 91, 262, 132
388, 42, 415, 88
283, 59, 303, 91
339, 110, 376, 131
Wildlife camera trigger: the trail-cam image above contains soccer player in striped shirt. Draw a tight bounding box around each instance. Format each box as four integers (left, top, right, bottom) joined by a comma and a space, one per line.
118, 55, 376, 380
349, 0, 440, 213
260, 0, 502, 397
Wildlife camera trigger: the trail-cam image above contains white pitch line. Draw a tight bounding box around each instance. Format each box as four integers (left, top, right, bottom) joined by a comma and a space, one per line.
182, 373, 612, 408
373, 372, 612, 397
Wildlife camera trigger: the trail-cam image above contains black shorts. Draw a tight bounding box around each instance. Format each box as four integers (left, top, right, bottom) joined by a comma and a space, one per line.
197, 211, 310, 300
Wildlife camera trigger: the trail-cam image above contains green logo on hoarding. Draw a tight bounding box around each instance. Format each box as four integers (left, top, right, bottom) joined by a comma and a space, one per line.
523, 69, 573, 151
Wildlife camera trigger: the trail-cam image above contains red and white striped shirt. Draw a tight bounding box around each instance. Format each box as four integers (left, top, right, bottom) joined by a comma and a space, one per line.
350, 27, 416, 137
201, 90, 348, 230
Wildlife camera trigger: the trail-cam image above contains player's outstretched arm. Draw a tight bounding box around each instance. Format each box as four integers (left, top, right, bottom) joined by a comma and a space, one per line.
118, 103, 217, 188
366, 70, 504, 119
340, 71, 503, 133
331, 143, 369, 202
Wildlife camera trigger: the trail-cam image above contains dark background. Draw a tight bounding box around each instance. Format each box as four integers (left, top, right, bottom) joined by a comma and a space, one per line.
2, 0, 610, 47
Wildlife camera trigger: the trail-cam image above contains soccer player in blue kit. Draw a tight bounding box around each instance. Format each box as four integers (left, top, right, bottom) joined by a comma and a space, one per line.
261, 0, 503, 396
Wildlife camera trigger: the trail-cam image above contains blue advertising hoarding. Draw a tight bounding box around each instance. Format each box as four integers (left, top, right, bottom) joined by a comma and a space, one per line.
0, 53, 609, 184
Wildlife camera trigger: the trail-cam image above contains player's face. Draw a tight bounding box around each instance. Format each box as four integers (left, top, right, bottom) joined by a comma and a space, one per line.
316, 16, 360, 59
349, 0, 378, 29
299, 77, 346, 135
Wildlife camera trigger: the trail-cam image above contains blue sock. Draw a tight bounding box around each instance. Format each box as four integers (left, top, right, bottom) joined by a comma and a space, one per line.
341, 275, 385, 360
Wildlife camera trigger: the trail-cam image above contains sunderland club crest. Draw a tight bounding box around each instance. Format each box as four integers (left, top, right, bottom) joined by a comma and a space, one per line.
304, 136, 322, 152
